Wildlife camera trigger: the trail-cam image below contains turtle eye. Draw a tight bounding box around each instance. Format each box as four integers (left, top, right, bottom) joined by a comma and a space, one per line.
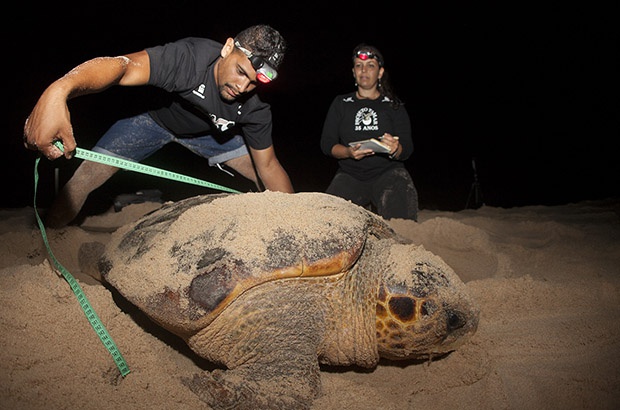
447, 310, 466, 331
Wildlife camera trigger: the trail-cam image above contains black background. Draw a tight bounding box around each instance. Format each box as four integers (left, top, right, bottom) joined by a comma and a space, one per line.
8, 3, 618, 214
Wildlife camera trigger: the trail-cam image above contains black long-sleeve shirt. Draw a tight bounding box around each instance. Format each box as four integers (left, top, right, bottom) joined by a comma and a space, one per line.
320, 92, 413, 181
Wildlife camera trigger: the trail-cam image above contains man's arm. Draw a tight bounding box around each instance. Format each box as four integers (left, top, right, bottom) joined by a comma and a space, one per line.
249, 146, 294, 193
23, 51, 150, 159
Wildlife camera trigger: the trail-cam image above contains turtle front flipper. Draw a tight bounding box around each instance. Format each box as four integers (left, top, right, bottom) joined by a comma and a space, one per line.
184, 359, 319, 410
183, 314, 322, 410
183, 280, 324, 409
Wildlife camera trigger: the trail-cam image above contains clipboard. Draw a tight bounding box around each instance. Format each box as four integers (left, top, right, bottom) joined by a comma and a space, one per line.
348, 138, 390, 154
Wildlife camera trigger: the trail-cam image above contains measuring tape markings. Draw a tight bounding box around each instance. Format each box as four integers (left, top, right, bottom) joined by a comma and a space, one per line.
54, 141, 241, 194
34, 156, 130, 376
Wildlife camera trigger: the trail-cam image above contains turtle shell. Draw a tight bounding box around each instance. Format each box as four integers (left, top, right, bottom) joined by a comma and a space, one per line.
100, 192, 394, 337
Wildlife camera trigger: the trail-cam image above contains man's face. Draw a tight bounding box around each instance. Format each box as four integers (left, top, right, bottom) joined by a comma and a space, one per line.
216, 40, 260, 102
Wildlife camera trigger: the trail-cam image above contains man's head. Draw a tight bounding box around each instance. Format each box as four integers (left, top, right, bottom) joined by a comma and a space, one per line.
216, 25, 286, 101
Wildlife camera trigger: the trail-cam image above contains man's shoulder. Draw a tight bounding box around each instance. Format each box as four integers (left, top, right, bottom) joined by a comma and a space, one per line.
239, 93, 271, 117
170, 37, 223, 54
178, 37, 223, 47
148, 37, 223, 57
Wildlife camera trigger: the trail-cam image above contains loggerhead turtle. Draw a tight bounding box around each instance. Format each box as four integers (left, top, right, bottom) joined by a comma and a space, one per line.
96, 191, 479, 409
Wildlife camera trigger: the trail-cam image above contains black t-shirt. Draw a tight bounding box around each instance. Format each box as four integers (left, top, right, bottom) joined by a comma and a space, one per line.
320, 92, 413, 181
146, 37, 273, 150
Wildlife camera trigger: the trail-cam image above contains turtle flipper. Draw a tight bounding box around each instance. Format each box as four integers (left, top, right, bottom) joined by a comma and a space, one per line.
184, 364, 318, 410
183, 281, 323, 409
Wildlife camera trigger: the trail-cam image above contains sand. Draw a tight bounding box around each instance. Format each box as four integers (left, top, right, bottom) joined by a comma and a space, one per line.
1, 196, 619, 409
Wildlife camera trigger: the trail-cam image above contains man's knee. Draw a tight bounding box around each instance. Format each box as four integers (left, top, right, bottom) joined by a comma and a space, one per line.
223, 155, 258, 183
45, 162, 118, 228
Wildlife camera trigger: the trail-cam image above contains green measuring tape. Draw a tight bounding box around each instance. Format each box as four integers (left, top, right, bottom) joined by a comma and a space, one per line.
35, 143, 241, 377
34, 156, 130, 377
53, 141, 241, 193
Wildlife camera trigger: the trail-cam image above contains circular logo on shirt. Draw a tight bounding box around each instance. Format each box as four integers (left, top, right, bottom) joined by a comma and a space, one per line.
355, 108, 379, 131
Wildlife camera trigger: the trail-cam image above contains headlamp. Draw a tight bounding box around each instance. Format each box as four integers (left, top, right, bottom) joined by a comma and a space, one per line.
355, 50, 383, 66
234, 40, 278, 84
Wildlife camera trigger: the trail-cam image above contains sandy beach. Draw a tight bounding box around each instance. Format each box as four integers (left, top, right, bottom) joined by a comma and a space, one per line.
1, 195, 619, 409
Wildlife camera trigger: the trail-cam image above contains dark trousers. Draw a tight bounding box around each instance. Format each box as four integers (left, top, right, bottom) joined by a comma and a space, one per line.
326, 167, 418, 221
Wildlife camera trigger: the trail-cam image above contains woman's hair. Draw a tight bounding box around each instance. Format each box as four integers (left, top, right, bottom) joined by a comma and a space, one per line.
352, 43, 402, 109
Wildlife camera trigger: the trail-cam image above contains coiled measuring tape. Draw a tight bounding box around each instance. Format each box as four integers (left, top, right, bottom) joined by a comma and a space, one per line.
35, 143, 242, 377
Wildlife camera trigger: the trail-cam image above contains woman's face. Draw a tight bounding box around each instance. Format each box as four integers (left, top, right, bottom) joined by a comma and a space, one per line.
352, 57, 384, 89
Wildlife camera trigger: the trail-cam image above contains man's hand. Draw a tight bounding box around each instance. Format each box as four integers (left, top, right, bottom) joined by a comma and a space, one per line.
23, 87, 76, 160
23, 53, 149, 160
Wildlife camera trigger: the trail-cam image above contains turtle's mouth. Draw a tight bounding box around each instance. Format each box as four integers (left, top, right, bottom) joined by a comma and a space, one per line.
379, 304, 480, 361
380, 349, 453, 363
422, 351, 450, 363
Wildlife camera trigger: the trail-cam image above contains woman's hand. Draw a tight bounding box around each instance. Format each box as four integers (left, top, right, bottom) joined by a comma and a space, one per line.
379, 133, 400, 158
348, 143, 375, 160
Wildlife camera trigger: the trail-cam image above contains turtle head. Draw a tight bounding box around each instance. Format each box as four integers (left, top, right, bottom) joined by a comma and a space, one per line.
375, 243, 479, 360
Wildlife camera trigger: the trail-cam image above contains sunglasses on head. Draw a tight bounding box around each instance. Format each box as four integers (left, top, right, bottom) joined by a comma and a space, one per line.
234, 40, 278, 84
355, 50, 383, 66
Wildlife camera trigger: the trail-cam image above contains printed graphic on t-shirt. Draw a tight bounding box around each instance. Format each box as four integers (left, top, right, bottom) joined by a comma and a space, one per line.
192, 84, 206, 99
355, 108, 379, 132
209, 114, 235, 132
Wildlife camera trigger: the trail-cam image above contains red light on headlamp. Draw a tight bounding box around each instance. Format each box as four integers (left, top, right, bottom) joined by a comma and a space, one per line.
355, 50, 383, 66
256, 70, 275, 84
251, 56, 278, 83
235, 40, 278, 84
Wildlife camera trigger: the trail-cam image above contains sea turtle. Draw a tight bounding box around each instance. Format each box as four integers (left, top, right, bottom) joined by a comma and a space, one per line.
96, 191, 479, 409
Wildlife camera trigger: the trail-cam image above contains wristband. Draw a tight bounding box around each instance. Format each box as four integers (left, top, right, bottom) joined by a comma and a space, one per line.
389, 144, 399, 159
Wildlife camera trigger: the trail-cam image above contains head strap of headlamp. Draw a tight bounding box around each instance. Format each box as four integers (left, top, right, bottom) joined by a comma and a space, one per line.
355, 50, 384, 67
234, 40, 278, 83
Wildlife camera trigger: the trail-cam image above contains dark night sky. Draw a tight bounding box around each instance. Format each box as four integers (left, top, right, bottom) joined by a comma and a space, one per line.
8, 3, 618, 213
